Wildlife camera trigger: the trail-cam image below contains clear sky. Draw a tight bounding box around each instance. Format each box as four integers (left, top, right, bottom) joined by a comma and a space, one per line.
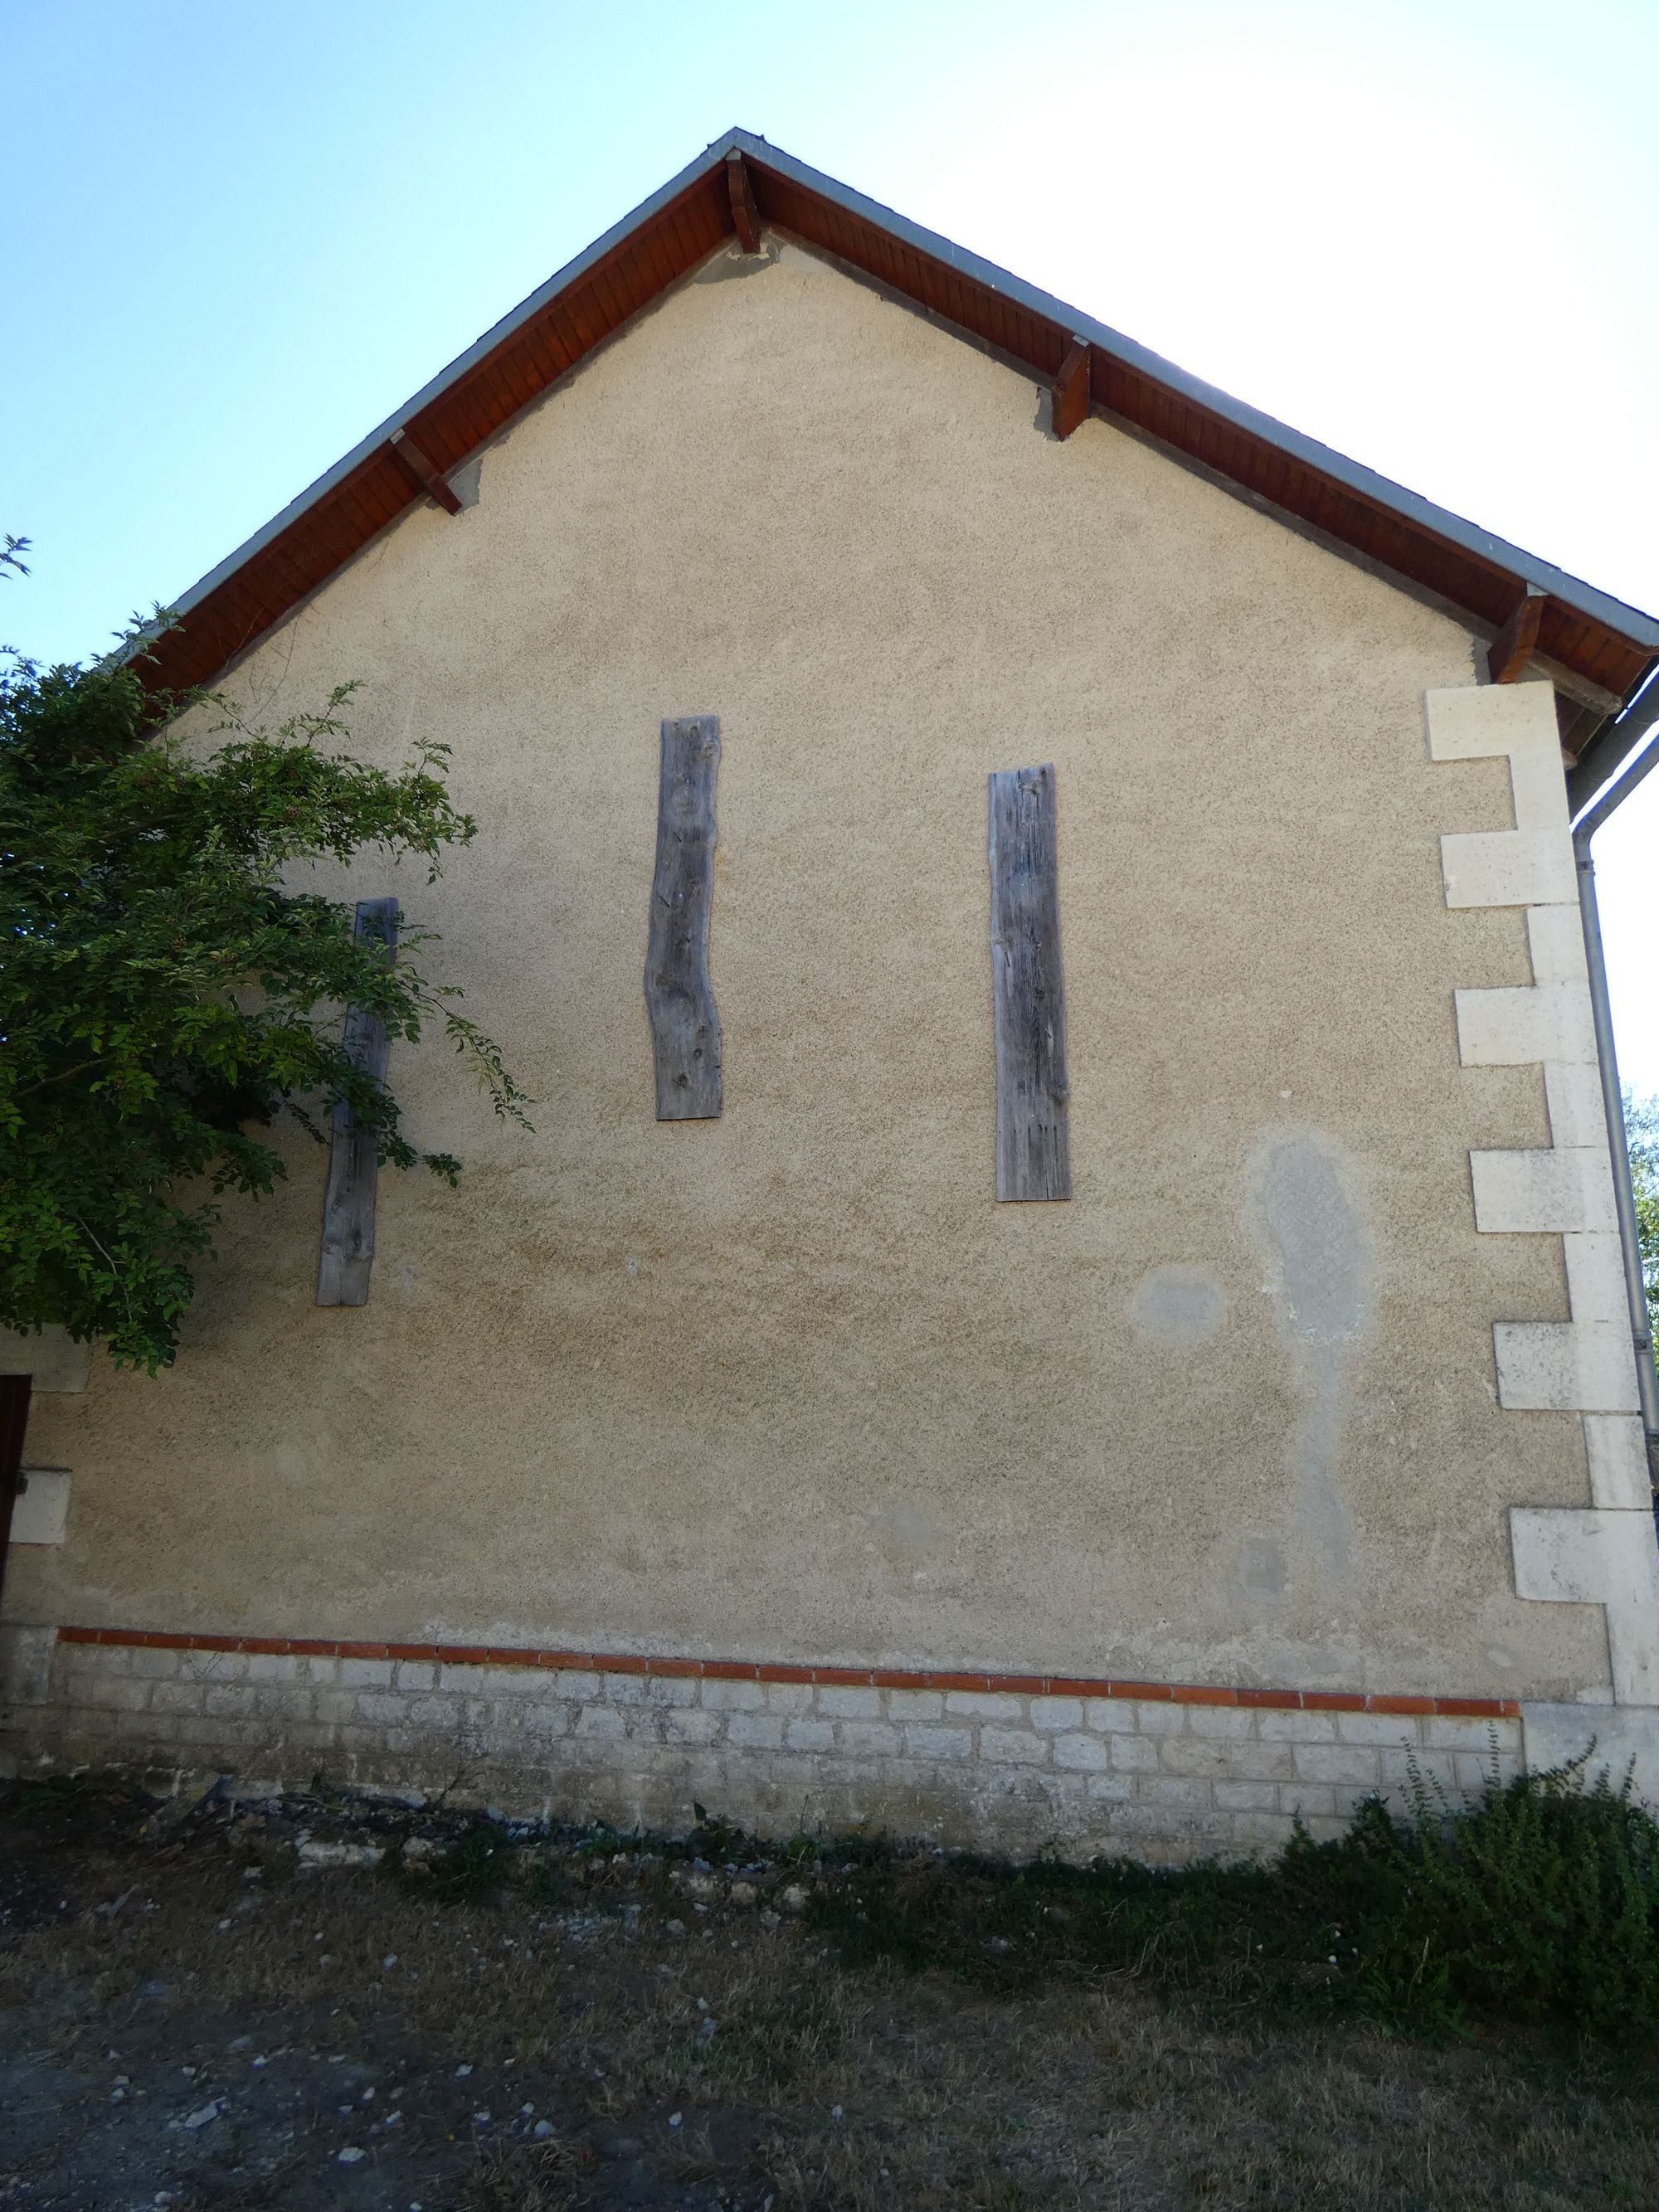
8, 0, 1657, 1092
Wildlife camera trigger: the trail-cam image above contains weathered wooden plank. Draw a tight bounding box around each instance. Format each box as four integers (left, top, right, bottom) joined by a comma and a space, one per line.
316, 896, 401, 1306
988, 764, 1071, 1201
645, 716, 722, 1120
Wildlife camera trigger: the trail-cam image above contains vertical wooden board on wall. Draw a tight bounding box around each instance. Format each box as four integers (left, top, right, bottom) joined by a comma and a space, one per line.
989, 764, 1071, 1201
316, 896, 401, 1306
645, 715, 722, 1119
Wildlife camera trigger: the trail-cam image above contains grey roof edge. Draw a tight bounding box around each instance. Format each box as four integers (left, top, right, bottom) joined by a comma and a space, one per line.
155, 124, 1659, 662
727, 129, 1659, 654
153, 132, 747, 633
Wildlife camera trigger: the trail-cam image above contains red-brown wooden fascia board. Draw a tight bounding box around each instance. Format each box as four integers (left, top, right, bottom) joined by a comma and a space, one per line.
137, 130, 1659, 743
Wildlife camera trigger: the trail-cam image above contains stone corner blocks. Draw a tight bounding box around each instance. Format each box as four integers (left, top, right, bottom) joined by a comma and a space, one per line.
1511, 1506, 1659, 1705
1430, 678, 1647, 1706
1425, 681, 1560, 764
1521, 1701, 1659, 1801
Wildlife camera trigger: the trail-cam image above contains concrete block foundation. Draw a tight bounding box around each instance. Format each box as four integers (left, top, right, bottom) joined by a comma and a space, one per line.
2, 1626, 1528, 1863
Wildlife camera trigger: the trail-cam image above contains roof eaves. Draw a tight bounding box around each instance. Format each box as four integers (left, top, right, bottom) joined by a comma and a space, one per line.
147, 125, 1659, 676
727, 129, 1659, 654
154, 129, 748, 634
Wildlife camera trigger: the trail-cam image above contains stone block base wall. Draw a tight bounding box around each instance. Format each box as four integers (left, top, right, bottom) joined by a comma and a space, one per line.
0, 1626, 1527, 1862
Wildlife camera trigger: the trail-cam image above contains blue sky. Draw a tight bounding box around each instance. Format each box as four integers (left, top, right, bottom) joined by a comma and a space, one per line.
8, 0, 1658, 1088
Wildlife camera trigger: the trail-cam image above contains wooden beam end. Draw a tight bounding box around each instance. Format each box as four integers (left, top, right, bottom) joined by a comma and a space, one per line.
726, 153, 762, 255
1488, 588, 1546, 683
390, 430, 464, 516
1052, 340, 1092, 440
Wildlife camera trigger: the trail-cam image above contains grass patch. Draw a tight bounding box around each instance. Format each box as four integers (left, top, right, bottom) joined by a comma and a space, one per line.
456, 2136, 591, 2211
13, 1768, 144, 1821
418, 1816, 521, 1903
6, 1768, 1659, 2209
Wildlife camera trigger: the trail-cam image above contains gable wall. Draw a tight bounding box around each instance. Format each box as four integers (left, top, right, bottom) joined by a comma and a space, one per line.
6, 239, 1611, 1719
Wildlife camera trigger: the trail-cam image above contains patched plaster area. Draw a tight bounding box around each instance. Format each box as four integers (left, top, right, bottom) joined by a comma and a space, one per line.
1427, 681, 1657, 1719
1247, 1131, 1377, 1587
1128, 1265, 1229, 1352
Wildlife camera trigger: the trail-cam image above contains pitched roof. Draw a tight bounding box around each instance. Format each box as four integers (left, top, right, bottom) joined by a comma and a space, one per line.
144, 128, 1659, 800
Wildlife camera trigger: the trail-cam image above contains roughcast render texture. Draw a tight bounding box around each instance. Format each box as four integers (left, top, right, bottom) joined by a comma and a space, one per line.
2, 238, 1621, 1742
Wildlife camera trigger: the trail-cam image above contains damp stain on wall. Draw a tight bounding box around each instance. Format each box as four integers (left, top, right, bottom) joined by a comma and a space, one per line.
868, 1500, 943, 1584
1245, 1129, 1378, 1592
1128, 1264, 1230, 1352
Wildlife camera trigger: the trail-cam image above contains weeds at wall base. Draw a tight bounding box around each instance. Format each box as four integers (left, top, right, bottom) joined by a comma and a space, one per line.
395, 1751, 1659, 2051
9, 1758, 1659, 2212
15, 1746, 1659, 2052
802, 1749, 1659, 2049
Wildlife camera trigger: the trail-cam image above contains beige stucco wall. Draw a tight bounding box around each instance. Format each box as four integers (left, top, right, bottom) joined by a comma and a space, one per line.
5, 238, 1612, 1704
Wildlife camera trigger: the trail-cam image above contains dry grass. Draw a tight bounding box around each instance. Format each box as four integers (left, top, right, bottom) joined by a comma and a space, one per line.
1, 1785, 1656, 2209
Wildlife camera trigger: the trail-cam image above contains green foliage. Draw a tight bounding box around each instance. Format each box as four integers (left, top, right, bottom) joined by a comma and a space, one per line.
1306, 1749, 1659, 2038
807, 1835, 1298, 1994
0, 636, 530, 1371
14, 1771, 94, 1818
419, 1819, 518, 1903
12, 1768, 142, 1821
809, 1753, 1659, 2044
1627, 1089, 1659, 1334
686, 1801, 751, 1863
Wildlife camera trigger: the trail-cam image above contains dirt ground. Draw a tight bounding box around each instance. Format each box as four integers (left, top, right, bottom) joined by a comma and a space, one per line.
2, 1776, 1657, 2211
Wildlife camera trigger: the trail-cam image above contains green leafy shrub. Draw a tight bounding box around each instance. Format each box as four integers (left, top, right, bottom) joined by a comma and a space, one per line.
420, 1819, 517, 1903
1, 637, 529, 1370
1299, 1751, 1659, 2039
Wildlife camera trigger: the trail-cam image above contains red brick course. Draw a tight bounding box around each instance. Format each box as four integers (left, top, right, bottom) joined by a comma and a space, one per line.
50, 1625, 1521, 1720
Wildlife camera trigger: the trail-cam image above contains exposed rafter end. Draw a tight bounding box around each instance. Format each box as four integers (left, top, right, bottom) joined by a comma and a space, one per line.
389, 430, 463, 516
138, 133, 1659, 704
1052, 340, 1092, 440
1487, 587, 1545, 683
727, 153, 762, 254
